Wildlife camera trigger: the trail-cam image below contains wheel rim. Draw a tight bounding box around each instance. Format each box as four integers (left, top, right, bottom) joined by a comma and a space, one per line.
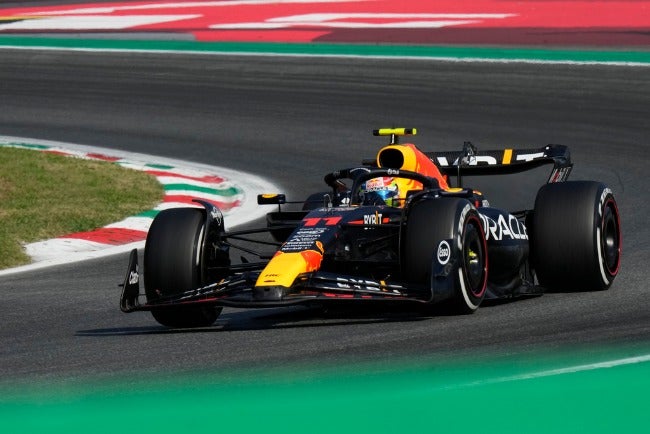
602, 200, 621, 275
463, 219, 487, 298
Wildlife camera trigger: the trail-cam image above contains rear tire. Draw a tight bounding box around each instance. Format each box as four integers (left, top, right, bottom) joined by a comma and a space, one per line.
532, 181, 621, 291
144, 208, 222, 328
403, 198, 488, 314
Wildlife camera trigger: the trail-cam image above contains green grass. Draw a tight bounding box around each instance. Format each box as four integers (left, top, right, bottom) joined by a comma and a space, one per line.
0, 147, 163, 269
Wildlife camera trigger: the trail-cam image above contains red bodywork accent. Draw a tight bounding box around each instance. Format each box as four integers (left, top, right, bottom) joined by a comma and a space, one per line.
301, 250, 324, 272
401, 143, 450, 190
303, 216, 342, 227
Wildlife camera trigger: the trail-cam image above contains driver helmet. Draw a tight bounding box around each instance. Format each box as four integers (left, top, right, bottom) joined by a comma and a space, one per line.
360, 177, 400, 207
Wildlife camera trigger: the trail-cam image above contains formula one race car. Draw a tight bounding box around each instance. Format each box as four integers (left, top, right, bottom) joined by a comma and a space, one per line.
120, 128, 621, 328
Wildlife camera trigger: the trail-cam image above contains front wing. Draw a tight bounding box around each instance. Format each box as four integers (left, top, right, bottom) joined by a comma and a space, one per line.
120, 249, 428, 313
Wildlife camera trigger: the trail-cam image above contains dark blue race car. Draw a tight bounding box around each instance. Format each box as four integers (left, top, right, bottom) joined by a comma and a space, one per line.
120, 128, 621, 328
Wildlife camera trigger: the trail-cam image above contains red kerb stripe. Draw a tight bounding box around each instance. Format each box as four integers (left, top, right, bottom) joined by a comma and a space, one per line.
145, 170, 225, 184
63, 228, 147, 244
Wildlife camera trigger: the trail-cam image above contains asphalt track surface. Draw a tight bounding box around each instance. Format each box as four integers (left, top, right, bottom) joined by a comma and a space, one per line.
0, 48, 648, 383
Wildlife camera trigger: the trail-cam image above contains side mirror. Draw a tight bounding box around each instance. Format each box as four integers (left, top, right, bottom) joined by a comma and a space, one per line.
257, 194, 286, 205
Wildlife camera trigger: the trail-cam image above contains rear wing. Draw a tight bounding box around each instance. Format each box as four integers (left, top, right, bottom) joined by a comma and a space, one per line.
426, 144, 573, 184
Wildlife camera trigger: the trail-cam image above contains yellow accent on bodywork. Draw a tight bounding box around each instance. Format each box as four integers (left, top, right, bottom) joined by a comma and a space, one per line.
502, 149, 513, 164
255, 251, 321, 288
374, 128, 417, 136
447, 187, 483, 195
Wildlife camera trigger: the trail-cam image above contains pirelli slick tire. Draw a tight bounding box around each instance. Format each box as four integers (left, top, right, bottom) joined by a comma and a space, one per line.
403, 198, 488, 314
144, 208, 222, 328
532, 181, 621, 291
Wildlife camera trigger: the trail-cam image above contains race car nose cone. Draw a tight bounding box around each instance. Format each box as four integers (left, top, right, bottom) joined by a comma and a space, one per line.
255, 250, 322, 289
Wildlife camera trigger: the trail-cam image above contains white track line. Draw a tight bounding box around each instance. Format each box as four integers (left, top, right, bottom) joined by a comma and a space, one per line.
455, 354, 650, 389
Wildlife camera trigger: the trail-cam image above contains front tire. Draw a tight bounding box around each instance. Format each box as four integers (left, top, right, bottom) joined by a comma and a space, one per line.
144, 208, 222, 328
532, 181, 621, 291
402, 198, 488, 314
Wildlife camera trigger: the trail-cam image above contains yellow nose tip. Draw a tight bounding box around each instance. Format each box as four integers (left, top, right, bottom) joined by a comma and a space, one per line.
255, 251, 323, 288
